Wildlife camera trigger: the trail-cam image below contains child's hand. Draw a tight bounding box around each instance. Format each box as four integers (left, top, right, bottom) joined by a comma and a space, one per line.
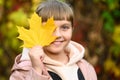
29, 46, 48, 76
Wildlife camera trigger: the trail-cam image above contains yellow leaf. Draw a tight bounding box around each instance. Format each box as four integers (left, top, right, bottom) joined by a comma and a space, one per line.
17, 12, 57, 48
112, 25, 120, 44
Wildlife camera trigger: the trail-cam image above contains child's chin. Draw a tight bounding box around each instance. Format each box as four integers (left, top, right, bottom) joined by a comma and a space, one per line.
48, 47, 63, 54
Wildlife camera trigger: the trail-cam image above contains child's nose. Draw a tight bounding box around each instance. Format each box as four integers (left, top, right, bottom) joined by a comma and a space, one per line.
53, 28, 61, 37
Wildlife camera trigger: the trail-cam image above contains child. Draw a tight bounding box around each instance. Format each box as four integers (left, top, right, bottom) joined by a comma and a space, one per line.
10, 0, 97, 80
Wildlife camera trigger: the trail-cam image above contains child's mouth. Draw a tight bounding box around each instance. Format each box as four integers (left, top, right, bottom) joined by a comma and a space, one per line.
52, 41, 64, 45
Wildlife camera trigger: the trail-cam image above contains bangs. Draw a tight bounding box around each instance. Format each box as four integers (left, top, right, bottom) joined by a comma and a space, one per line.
36, 0, 73, 24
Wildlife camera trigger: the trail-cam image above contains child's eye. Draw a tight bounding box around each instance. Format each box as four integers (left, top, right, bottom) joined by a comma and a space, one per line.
61, 25, 71, 31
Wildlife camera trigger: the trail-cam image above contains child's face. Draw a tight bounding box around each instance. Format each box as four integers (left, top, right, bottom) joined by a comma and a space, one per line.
44, 20, 72, 54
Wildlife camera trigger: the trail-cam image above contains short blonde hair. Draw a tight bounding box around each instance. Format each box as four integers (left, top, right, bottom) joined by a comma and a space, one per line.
36, 0, 74, 25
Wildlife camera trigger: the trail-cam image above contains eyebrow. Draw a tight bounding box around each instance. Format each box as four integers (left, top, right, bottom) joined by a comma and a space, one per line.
61, 23, 72, 26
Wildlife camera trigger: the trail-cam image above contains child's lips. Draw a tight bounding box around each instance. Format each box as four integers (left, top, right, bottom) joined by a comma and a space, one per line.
52, 41, 63, 45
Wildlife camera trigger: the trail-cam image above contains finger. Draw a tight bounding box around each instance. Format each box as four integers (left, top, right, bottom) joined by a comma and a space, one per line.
42, 68, 50, 76
39, 58, 49, 76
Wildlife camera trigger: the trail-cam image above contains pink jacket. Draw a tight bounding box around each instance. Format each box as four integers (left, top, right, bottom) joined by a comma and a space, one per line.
10, 41, 97, 80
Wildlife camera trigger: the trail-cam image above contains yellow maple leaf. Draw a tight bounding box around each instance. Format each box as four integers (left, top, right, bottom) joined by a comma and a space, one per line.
17, 12, 57, 48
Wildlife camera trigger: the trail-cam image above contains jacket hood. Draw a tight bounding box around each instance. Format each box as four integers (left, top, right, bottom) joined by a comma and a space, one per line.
20, 41, 85, 66
43, 41, 85, 66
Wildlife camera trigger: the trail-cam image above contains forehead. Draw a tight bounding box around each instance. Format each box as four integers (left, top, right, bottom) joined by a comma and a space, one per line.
54, 20, 72, 26
42, 20, 72, 26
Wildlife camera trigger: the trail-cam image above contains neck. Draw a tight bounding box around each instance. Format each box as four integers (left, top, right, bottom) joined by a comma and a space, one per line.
44, 50, 69, 64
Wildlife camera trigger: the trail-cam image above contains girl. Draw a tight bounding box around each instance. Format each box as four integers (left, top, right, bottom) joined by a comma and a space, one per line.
10, 0, 97, 80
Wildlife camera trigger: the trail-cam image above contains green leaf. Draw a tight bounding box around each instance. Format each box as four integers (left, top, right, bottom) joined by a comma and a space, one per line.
110, 44, 120, 57
103, 21, 114, 33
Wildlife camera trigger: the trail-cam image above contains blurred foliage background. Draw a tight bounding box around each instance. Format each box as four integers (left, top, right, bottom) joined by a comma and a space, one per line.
0, 0, 120, 80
